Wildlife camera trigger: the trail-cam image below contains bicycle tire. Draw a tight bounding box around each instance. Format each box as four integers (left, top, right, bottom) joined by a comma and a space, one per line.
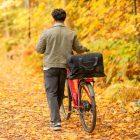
60, 80, 72, 120
78, 82, 96, 133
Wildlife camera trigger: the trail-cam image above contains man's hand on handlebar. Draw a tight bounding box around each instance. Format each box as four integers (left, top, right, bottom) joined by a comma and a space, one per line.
85, 48, 90, 52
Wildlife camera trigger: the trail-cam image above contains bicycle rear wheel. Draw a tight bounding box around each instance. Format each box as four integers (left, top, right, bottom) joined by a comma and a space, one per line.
60, 80, 72, 120
78, 82, 96, 133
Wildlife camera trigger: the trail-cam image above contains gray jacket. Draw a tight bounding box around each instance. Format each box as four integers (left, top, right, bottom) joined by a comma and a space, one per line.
36, 23, 87, 68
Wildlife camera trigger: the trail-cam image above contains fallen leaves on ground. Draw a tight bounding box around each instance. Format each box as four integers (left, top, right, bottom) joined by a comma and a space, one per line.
0, 51, 139, 140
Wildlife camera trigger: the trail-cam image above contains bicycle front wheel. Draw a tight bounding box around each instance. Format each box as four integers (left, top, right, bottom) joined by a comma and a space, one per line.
78, 82, 96, 133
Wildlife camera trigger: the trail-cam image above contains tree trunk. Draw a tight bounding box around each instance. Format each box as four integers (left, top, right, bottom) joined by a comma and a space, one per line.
24, 0, 31, 39
3, 9, 10, 37
133, 0, 137, 15
24, 0, 29, 8
28, 6, 31, 39
133, 0, 140, 63
28, 0, 31, 39
133, 0, 139, 40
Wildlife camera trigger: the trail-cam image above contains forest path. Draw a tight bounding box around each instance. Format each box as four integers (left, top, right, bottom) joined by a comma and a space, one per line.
0, 49, 139, 140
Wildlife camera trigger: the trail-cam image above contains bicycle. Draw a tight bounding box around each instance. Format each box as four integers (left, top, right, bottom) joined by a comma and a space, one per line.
60, 71, 96, 133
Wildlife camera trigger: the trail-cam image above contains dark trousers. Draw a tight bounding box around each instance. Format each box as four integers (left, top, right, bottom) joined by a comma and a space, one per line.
44, 68, 67, 124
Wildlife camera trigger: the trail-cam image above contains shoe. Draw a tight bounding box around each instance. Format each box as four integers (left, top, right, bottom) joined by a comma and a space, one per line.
50, 122, 61, 131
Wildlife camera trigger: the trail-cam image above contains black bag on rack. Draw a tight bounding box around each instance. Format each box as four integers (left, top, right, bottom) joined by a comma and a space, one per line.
67, 53, 105, 79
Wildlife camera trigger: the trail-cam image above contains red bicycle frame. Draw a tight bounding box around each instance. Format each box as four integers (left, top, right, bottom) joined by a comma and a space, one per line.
67, 77, 94, 109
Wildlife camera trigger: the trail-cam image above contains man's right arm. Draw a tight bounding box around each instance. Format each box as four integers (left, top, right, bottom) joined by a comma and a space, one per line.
72, 33, 89, 53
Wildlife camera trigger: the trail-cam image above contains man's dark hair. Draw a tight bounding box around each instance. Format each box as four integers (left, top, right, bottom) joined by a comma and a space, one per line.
51, 9, 66, 22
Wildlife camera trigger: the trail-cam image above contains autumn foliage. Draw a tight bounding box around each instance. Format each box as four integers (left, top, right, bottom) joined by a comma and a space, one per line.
0, 0, 140, 139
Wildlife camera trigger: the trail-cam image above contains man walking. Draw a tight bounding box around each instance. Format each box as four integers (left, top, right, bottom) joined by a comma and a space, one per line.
36, 9, 88, 131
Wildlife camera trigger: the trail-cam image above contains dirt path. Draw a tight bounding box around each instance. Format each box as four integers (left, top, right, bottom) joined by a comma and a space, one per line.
0, 50, 139, 140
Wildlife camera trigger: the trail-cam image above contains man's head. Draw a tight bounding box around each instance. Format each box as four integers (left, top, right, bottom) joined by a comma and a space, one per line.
51, 9, 66, 22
